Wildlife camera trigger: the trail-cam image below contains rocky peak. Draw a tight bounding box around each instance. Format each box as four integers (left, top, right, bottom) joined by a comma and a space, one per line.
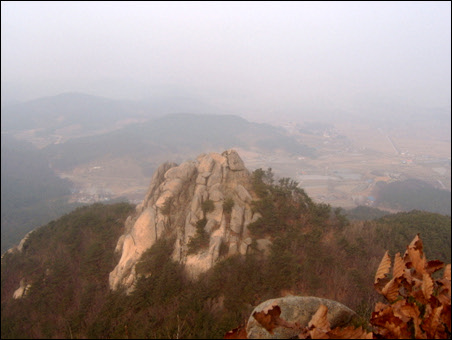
109, 149, 263, 292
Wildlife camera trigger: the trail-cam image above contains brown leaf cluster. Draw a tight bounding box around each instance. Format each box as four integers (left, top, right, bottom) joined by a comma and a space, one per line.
225, 234, 451, 339
371, 234, 451, 339
298, 304, 373, 339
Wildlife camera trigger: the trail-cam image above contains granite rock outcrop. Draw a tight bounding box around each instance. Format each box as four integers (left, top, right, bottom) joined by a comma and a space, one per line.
109, 150, 265, 291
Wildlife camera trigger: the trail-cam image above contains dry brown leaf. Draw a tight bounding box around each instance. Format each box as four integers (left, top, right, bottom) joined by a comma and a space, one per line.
407, 247, 426, 277
252, 305, 282, 334
375, 250, 391, 284
252, 304, 300, 335
224, 325, 248, 339
412, 288, 429, 305
327, 326, 373, 339
393, 252, 405, 278
421, 305, 443, 338
370, 305, 395, 328
440, 304, 451, 333
436, 264, 451, 300
392, 299, 425, 338
444, 264, 451, 281
308, 304, 330, 332
297, 328, 310, 339
422, 273, 434, 300
437, 289, 451, 305
425, 260, 444, 275
391, 300, 410, 323
382, 277, 400, 302
383, 320, 412, 339
402, 267, 413, 283
413, 322, 427, 340
371, 235, 450, 339
408, 234, 424, 254
395, 300, 420, 321
309, 327, 330, 339
374, 302, 388, 313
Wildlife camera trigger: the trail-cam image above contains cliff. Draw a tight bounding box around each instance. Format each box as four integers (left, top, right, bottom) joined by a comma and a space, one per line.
109, 150, 265, 291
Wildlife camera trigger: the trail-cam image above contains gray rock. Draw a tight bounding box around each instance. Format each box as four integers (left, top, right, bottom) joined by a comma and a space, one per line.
246, 296, 358, 339
205, 219, 218, 233
196, 173, 208, 185
230, 205, 244, 233
197, 154, 215, 173
236, 184, 252, 203
223, 149, 245, 171
164, 161, 197, 181
207, 162, 223, 187
142, 162, 177, 207
209, 189, 224, 202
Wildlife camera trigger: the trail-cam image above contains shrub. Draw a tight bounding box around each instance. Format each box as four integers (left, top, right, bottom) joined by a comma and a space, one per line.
223, 197, 234, 215
202, 199, 215, 215
187, 218, 210, 254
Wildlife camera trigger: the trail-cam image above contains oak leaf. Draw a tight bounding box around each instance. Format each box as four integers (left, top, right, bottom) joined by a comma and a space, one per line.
392, 252, 405, 278
375, 250, 391, 285
421, 305, 443, 338
407, 234, 424, 255
308, 304, 330, 332
383, 321, 412, 339
308, 328, 330, 339
373, 302, 388, 313
382, 277, 401, 302
252, 304, 299, 335
440, 304, 451, 333
391, 300, 413, 323
404, 234, 428, 278
425, 260, 444, 275
422, 273, 434, 300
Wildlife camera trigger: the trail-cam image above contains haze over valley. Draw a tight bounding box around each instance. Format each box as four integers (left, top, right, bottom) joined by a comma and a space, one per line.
2, 90, 450, 254
3, 92, 450, 209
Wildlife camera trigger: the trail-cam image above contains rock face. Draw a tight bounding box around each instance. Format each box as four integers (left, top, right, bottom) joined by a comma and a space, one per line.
246, 296, 358, 339
109, 150, 264, 291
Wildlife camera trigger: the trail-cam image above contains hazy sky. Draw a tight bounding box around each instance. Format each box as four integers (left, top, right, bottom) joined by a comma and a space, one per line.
1, 1, 451, 121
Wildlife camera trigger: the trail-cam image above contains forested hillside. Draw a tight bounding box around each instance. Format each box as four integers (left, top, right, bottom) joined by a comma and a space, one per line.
373, 179, 451, 216
1, 135, 79, 253
1, 170, 450, 339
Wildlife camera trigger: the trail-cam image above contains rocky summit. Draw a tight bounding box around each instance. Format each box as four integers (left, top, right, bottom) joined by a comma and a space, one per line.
109, 150, 265, 291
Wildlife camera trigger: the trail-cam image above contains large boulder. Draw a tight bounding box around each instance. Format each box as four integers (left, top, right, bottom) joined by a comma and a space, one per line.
246, 296, 358, 339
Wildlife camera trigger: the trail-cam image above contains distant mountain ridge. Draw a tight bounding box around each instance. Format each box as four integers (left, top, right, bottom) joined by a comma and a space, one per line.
1, 92, 152, 133
41, 112, 315, 171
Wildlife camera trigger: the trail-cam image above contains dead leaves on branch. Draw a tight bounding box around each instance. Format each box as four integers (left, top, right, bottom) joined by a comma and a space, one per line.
371, 234, 451, 339
225, 234, 451, 339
